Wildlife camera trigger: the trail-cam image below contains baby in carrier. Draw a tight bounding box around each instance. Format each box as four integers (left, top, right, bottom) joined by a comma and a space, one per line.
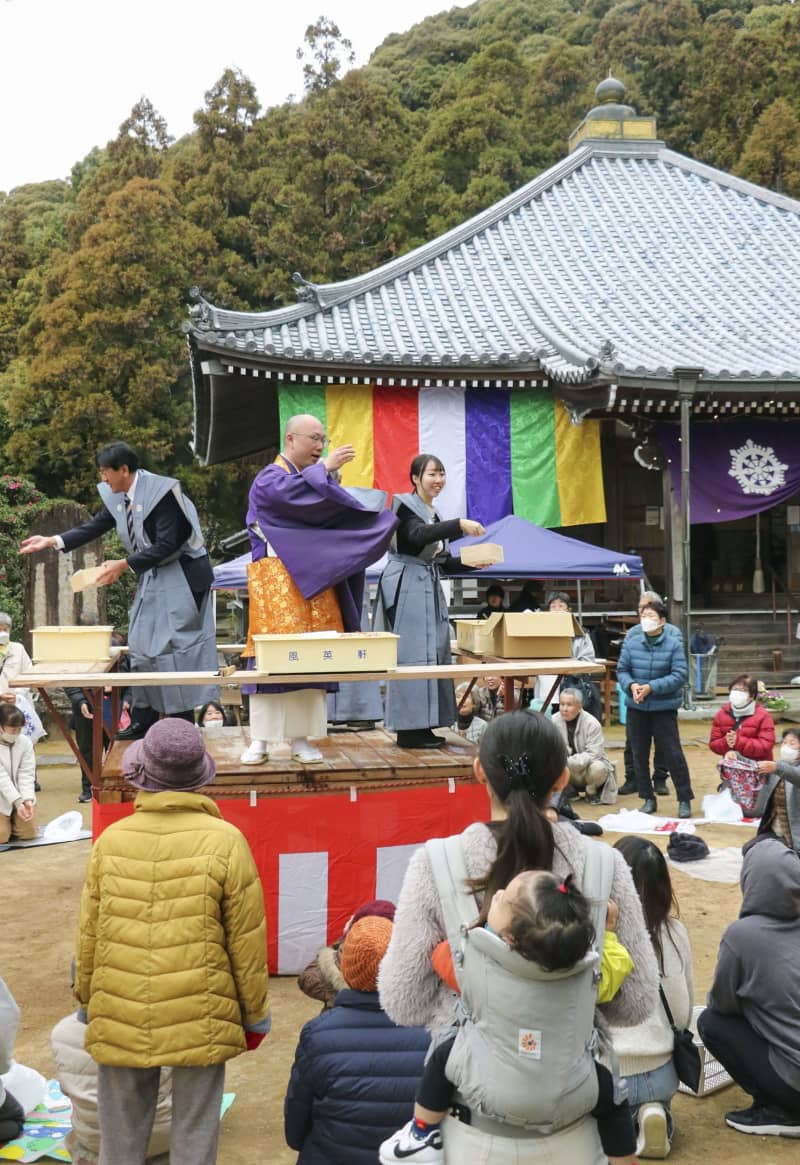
379, 867, 637, 1165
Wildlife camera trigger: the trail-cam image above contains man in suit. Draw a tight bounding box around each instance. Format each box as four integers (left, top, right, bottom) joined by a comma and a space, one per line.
20, 441, 218, 725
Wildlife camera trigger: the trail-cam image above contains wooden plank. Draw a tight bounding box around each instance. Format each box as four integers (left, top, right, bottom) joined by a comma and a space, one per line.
13, 657, 605, 689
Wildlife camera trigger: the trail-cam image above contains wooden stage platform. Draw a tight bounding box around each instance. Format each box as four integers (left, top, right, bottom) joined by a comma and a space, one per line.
100, 725, 477, 801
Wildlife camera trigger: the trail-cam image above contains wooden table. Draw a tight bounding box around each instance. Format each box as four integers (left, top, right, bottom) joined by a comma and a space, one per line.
14, 658, 122, 787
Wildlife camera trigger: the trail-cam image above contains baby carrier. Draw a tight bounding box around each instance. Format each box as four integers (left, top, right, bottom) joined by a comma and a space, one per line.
425, 835, 615, 1134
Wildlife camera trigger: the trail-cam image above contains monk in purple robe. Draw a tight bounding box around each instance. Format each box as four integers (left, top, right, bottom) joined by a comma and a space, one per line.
241, 414, 396, 764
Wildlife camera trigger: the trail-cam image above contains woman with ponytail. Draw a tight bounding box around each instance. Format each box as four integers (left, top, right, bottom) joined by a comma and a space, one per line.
379, 711, 659, 1162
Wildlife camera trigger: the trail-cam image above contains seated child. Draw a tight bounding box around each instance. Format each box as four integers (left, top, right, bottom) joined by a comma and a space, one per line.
756, 727, 800, 854
0, 704, 37, 844
451, 686, 487, 745
380, 870, 636, 1165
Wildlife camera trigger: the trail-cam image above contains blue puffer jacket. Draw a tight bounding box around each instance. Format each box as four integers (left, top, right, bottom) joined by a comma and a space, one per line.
284, 989, 429, 1165
617, 623, 688, 712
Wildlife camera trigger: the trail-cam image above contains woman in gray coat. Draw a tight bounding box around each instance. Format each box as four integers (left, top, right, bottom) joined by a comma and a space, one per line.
373, 454, 484, 749
378, 711, 659, 1163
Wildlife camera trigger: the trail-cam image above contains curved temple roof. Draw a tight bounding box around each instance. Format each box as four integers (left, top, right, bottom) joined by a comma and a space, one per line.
188, 137, 800, 387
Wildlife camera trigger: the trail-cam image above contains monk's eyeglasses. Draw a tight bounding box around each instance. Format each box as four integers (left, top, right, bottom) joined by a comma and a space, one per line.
290, 432, 327, 445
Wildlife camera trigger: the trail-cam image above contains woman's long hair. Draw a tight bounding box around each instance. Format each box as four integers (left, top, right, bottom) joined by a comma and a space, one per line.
470, 711, 567, 921
613, 836, 680, 972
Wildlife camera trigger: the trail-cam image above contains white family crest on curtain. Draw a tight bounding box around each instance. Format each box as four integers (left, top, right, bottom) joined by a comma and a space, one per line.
728, 439, 789, 496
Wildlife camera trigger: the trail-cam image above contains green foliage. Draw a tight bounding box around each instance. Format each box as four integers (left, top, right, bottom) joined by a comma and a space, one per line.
0, 474, 57, 630
297, 16, 356, 93
1, 0, 799, 553
735, 97, 800, 194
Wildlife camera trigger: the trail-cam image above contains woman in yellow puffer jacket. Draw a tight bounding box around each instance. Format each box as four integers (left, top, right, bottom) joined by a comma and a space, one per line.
75, 719, 270, 1165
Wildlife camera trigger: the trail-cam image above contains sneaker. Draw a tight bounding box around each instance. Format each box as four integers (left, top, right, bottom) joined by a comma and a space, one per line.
637, 1102, 670, 1158
678, 801, 692, 819
724, 1103, 800, 1136
240, 740, 268, 765
291, 738, 324, 764
77, 792, 93, 803
379, 1119, 444, 1164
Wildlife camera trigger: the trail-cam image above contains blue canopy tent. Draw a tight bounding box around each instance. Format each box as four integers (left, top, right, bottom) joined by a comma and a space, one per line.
450, 515, 643, 580
213, 514, 643, 591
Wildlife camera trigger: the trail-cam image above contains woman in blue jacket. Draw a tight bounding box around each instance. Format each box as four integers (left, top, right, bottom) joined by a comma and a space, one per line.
284, 916, 429, 1165
617, 600, 694, 819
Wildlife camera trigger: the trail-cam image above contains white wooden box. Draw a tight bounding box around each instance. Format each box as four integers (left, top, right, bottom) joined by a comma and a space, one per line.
253, 632, 398, 675
31, 625, 113, 662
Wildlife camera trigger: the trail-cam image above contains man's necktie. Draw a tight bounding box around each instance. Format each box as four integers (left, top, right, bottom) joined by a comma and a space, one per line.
124, 494, 139, 552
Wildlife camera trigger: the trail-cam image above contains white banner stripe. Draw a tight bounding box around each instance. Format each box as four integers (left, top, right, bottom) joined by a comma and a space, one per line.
375, 844, 421, 905
278, 851, 328, 974
418, 387, 467, 521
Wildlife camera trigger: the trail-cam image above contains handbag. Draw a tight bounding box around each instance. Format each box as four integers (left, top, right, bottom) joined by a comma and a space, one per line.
660, 985, 702, 1092
717, 755, 766, 816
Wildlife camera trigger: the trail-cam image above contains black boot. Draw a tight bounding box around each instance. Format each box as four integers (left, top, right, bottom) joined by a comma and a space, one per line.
618, 779, 638, 796
396, 730, 444, 749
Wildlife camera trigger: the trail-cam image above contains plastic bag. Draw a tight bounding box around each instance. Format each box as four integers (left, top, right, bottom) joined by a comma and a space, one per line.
42, 810, 84, 842
0, 1060, 45, 1115
702, 788, 744, 823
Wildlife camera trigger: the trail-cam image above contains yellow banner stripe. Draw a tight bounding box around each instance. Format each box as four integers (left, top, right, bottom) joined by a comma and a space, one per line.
554, 404, 606, 526
326, 384, 375, 487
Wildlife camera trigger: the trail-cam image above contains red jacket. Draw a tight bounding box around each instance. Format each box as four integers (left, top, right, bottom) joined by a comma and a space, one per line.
709, 703, 775, 761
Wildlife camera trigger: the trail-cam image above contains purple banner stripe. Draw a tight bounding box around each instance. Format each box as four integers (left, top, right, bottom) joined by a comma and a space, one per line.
465, 390, 512, 526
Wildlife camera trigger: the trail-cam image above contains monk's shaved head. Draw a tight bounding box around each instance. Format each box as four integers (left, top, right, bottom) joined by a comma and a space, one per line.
283, 415, 327, 469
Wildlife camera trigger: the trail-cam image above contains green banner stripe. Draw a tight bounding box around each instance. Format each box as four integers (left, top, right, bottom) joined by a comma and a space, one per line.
277, 383, 328, 446
510, 393, 560, 526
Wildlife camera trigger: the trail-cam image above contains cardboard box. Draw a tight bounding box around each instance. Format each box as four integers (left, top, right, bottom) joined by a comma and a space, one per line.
455, 612, 582, 659
253, 632, 398, 675
459, 542, 504, 567
32, 625, 113, 663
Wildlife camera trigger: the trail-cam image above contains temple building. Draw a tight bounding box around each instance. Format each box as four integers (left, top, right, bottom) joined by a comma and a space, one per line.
186, 76, 800, 623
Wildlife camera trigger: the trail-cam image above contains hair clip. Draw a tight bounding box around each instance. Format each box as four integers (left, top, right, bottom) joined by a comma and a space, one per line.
558, 881, 568, 894
499, 753, 534, 790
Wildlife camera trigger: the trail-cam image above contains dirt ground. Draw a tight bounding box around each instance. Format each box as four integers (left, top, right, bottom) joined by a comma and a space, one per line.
3, 724, 798, 1164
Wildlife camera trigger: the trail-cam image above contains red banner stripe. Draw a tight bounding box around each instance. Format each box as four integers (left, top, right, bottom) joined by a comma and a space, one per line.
373, 386, 420, 498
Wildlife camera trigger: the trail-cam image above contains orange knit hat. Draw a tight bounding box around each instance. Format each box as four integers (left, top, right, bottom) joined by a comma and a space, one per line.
340, 916, 393, 992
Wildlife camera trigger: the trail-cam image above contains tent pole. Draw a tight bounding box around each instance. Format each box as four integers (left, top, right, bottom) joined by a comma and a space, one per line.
577, 580, 583, 620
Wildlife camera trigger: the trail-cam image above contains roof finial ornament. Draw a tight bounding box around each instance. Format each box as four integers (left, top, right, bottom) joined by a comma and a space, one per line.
187, 288, 211, 330
595, 73, 626, 105
598, 339, 617, 364
292, 272, 322, 306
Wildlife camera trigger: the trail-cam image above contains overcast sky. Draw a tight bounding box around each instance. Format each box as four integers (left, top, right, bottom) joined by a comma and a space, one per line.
1, 0, 474, 194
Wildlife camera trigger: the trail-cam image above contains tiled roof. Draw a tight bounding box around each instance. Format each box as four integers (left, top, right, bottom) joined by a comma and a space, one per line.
187, 138, 800, 386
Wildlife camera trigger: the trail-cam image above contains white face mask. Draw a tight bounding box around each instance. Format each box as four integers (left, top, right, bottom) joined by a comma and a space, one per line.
0, 632, 9, 645
640, 616, 660, 634
1, 731, 19, 744
202, 720, 223, 732
780, 743, 800, 764
729, 689, 751, 710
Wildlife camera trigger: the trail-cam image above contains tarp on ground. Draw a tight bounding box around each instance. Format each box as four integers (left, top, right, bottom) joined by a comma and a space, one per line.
213, 514, 643, 589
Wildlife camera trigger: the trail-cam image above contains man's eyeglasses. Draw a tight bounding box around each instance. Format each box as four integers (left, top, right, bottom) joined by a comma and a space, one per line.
290, 432, 327, 446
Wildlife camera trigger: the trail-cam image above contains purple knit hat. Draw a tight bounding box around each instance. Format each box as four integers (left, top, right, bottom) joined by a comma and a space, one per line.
123, 719, 216, 792
350, 899, 396, 925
